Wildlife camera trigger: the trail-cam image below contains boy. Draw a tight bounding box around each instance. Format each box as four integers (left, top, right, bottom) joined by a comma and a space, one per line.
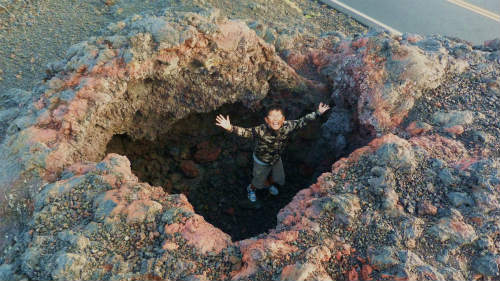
215, 102, 330, 202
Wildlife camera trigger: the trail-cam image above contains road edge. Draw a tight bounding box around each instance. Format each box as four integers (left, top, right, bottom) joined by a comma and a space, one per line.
319, 0, 402, 36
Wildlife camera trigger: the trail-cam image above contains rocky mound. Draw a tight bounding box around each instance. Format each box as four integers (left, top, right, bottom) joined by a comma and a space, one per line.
1, 5, 500, 281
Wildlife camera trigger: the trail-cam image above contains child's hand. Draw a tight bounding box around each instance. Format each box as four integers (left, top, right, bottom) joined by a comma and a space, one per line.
318, 102, 330, 115
216, 114, 232, 131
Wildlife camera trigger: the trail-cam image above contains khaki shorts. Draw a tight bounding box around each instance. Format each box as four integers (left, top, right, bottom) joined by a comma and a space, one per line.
251, 156, 285, 189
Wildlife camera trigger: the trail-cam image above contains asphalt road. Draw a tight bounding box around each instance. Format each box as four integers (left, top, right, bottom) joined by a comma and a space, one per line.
321, 0, 500, 44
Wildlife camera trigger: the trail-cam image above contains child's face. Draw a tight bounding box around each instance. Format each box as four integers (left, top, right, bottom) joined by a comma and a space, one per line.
265, 110, 285, 130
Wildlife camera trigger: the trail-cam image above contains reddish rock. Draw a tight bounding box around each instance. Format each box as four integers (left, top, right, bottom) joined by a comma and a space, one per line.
270, 230, 299, 243
194, 141, 221, 163
305, 245, 331, 262
309, 35, 448, 133
473, 274, 483, 280
162, 241, 179, 251
361, 264, 373, 281
125, 200, 163, 224
279, 263, 315, 281
406, 121, 432, 136
470, 216, 483, 226
429, 216, 477, 245
342, 244, 352, 256
380, 273, 409, 281
278, 262, 332, 281
453, 157, 481, 171
180, 160, 200, 178
347, 267, 359, 281
285, 51, 308, 70
409, 134, 468, 163
417, 200, 438, 216
233, 238, 298, 280
335, 251, 343, 261
178, 214, 232, 254
444, 125, 464, 135
404, 34, 424, 43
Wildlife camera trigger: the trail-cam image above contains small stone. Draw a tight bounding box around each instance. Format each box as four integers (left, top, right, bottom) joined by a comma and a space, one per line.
368, 247, 398, 270
347, 267, 358, 281
437, 249, 449, 263
476, 236, 493, 250
180, 160, 200, 178
280, 262, 317, 281
417, 200, 437, 216
361, 264, 373, 281
473, 131, 490, 143
162, 241, 179, 251
406, 203, 415, 214
472, 254, 499, 277
429, 215, 477, 245
438, 168, 456, 186
444, 125, 464, 135
304, 246, 331, 262
405, 238, 416, 248
0, 264, 14, 280
447, 192, 473, 207
52, 253, 87, 280
433, 110, 473, 127
406, 121, 432, 136
382, 188, 399, 210
194, 141, 221, 163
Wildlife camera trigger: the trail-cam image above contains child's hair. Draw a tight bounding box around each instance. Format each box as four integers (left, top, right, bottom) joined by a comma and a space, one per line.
266, 104, 285, 117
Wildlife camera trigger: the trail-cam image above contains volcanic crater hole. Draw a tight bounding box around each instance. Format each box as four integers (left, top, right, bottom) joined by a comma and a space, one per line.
106, 101, 338, 241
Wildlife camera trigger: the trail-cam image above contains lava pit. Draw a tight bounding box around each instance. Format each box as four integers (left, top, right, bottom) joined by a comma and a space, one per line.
105, 100, 338, 240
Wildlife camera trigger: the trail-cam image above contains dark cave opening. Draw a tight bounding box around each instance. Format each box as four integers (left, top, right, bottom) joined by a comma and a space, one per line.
105, 100, 357, 241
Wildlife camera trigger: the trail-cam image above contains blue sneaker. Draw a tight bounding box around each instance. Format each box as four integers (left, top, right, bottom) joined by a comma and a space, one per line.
269, 185, 279, 196
247, 185, 257, 202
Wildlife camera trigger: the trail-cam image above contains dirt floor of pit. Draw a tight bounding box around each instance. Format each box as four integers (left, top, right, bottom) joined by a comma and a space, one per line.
105, 102, 338, 241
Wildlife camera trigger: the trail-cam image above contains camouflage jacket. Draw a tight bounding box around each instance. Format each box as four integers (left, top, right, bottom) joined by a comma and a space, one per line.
230, 110, 320, 165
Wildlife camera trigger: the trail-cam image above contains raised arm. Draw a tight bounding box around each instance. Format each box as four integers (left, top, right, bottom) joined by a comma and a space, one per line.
215, 114, 257, 138
286, 111, 320, 132
231, 125, 258, 138
286, 102, 330, 132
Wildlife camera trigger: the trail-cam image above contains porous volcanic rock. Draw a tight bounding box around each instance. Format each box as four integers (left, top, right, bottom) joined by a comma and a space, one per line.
0, 7, 306, 247
1, 6, 500, 281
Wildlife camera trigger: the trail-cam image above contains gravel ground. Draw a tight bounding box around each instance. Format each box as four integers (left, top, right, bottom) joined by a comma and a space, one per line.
403, 54, 500, 158
0, 0, 111, 91
0, 0, 366, 92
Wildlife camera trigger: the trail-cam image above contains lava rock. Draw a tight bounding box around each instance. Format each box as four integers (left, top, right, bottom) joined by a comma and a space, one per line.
447, 192, 473, 208
180, 160, 200, 178
472, 254, 500, 277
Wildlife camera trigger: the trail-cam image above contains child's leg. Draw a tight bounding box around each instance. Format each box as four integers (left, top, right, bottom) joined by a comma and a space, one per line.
271, 157, 285, 186
251, 159, 272, 190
